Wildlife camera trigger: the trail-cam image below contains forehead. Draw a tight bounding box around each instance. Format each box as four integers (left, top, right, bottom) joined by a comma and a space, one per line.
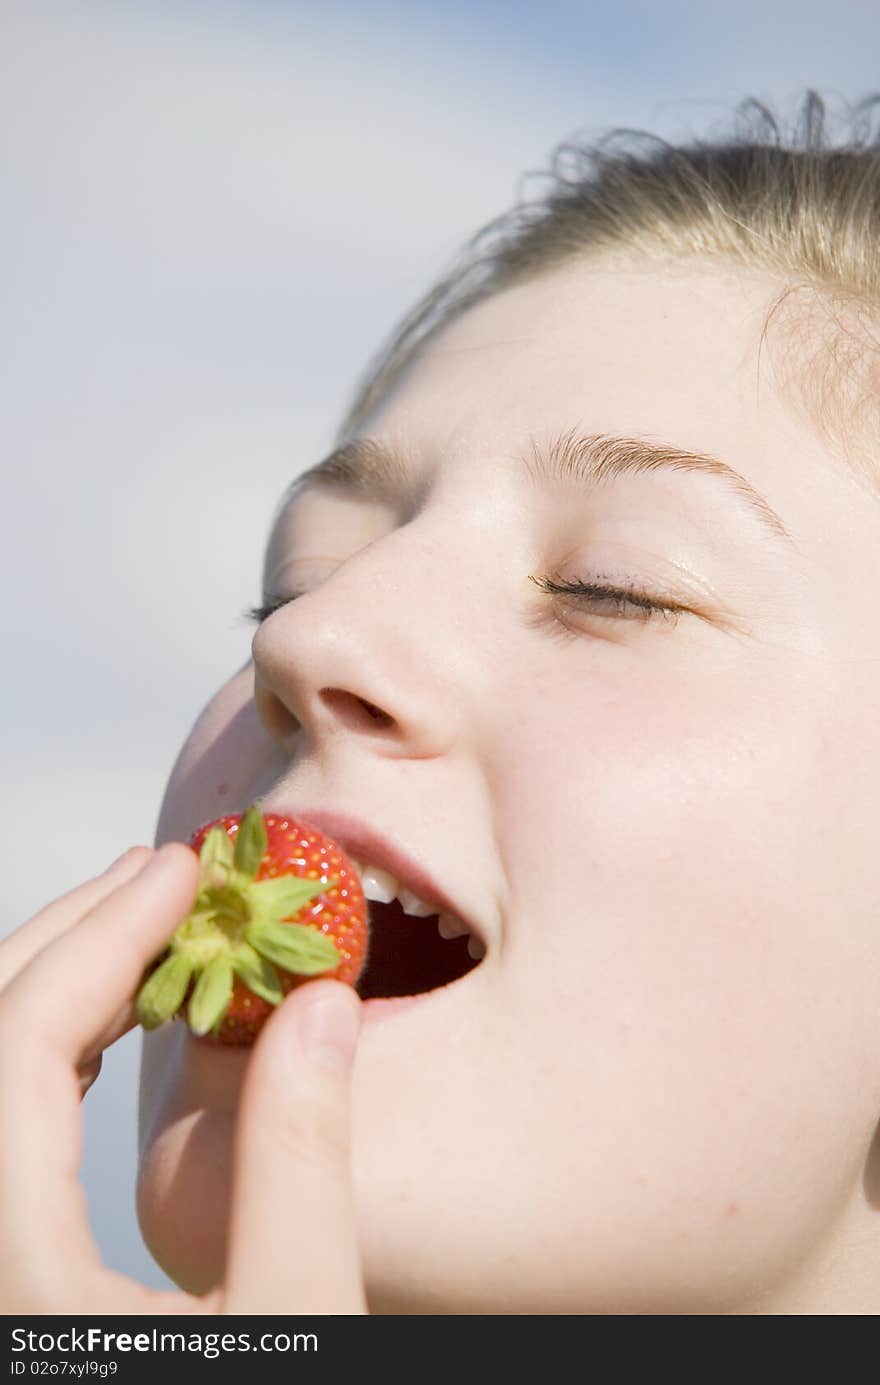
338, 259, 867, 522
368, 260, 793, 461
267, 260, 877, 585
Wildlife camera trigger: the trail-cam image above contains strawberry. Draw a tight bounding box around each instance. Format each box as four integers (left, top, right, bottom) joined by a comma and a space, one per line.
136, 804, 368, 1045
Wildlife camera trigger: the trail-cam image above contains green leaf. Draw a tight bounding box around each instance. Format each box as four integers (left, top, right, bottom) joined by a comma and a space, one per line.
232, 943, 284, 1005
175, 906, 222, 943
248, 874, 337, 924
188, 955, 234, 1035
199, 826, 235, 890
136, 953, 194, 1029
246, 920, 340, 976
234, 803, 268, 880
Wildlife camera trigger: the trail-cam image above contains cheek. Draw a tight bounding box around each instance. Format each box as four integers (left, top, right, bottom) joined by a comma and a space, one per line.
494, 660, 865, 1022
137, 1103, 234, 1295
485, 665, 880, 1290
137, 1034, 250, 1295
155, 664, 285, 846
140, 664, 287, 1292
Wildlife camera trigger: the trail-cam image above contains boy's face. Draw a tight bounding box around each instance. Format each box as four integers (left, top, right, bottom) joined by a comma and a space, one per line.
138, 259, 880, 1312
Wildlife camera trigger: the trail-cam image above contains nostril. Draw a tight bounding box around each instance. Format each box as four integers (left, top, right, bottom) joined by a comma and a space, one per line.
362, 700, 392, 723
319, 689, 394, 729
254, 678, 300, 742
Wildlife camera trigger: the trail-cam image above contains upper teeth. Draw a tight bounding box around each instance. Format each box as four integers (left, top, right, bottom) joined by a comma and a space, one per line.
350, 859, 483, 956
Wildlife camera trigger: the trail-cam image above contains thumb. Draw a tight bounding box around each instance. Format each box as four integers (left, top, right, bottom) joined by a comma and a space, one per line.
221, 979, 366, 1314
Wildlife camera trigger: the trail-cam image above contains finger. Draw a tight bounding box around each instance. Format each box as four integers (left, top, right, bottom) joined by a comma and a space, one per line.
223, 979, 365, 1314
78, 1053, 102, 1099
0, 843, 200, 1301
0, 847, 154, 992
0, 850, 154, 1094
0, 844, 198, 1052
78, 993, 156, 1073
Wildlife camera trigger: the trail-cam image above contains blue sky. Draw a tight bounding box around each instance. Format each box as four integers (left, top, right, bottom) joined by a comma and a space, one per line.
2, 0, 878, 1294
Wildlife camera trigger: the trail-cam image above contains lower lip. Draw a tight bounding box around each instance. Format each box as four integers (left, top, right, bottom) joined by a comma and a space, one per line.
182, 990, 433, 1061
182, 966, 478, 1061
359, 992, 429, 1025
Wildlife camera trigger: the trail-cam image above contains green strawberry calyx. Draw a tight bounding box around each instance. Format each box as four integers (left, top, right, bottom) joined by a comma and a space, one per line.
136, 804, 341, 1037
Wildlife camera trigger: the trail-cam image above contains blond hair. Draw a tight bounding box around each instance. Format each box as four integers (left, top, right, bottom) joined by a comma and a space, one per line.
334, 92, 880, 491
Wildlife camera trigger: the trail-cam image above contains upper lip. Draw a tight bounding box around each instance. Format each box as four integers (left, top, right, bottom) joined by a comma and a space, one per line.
255, 799, 485, 943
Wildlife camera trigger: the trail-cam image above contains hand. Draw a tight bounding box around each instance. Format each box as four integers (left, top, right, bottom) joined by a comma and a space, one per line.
0, 845, 366, 1314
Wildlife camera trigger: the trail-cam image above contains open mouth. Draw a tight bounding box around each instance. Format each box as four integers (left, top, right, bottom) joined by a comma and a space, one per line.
355, 897, 483, 1000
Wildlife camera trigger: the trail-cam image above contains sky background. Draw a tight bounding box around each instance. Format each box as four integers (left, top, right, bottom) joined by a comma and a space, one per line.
3, 0, 878, 1294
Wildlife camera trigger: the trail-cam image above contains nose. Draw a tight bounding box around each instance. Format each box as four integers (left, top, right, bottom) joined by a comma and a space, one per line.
251, 524, 473, 760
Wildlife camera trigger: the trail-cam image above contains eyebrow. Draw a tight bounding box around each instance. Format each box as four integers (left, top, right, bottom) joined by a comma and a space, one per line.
282, 427, 793, 547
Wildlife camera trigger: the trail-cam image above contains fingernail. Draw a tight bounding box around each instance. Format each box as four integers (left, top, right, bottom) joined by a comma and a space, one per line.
297, 989, 361, 1074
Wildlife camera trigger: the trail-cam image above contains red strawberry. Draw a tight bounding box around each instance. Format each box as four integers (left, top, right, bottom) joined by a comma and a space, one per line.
136, 804, 368, 1045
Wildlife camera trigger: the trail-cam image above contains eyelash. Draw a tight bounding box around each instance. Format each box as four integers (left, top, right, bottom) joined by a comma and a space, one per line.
527, 573, 684, 624
242, 575, 684, 627
243, 593, 305, 624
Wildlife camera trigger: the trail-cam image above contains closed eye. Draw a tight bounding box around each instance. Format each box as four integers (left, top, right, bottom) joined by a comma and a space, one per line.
240, 592, 306, 625
528, 573, 686, 624
239, 574, 687, 628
